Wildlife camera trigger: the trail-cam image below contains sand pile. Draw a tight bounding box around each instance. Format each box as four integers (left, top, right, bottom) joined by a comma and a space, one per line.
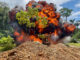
0, 42, 80, 60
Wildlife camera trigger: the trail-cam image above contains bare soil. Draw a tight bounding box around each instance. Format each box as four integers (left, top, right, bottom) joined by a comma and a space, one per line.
0, 42, 80, 60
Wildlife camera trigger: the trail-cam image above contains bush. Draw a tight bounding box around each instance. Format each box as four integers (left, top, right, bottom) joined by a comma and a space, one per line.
71, 30, 80, 43
0, 35, 16, 51
0, 27, 14, 38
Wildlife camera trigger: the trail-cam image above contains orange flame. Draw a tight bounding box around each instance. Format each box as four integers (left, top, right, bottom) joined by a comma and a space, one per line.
54, 29, 58, 36
64, 23, 76, 32
16, 35, 23, 42
49, 18, 59, 26
13, 1, 76, 44
27, 0, 35, 7
14, 31, 20, 36
30, 35, 42, 43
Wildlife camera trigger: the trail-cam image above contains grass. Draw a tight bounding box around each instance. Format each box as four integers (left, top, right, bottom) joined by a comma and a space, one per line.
67, 43, 80, 47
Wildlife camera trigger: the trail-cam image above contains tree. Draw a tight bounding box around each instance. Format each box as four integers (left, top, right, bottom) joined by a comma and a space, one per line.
0, 2, 14, 38
74, 20, 80, 31
0, 2, 10, 30
70, 19, 75, 24
60, 8, 72, 22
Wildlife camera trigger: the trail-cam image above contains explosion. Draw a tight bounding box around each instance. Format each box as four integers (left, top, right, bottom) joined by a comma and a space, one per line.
9, 0, 75, 45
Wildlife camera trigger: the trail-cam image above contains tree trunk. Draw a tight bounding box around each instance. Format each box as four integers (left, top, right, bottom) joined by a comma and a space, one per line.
2, 7, 5, 30
77, 25, 78, 32
66, 16, 67, 22
2, 14, 4, 29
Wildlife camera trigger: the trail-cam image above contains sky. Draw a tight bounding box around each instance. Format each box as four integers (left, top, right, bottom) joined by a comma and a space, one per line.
0, 0, 80, 21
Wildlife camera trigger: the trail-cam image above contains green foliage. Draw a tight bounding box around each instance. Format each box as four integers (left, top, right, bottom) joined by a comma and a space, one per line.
38, 17, 48, 28
70, 19, 75, 24
0, 2, 13, 37
31, 22, 36, 28
71, 30, 80, 43
67, 43, 80, 47
16, 7, 48, 29
0, 2, 10, 30
0, 3, 14, 51
0, 33, 5, 38
38, 34, 46, 39
0, 28, 14, 38
0, 36, 16, 51
60, 8, 72, 17
60, 8, 72, 21
74, 23, 79, 27
16, 10, 32, 28
16, 7, 39, 28
27, 7, 39, 17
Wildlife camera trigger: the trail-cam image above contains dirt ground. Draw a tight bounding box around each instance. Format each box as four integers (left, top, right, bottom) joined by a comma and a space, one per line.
0, 42, 80, 60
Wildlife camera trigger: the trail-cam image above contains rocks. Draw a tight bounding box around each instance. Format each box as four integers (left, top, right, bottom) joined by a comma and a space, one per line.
0, 42, 80, 60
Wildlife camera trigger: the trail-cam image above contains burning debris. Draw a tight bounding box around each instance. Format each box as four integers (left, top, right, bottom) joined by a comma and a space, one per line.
9, 0, 75, 45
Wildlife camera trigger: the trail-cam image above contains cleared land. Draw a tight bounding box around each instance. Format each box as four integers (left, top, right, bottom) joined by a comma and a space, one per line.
0, 42, 80, 60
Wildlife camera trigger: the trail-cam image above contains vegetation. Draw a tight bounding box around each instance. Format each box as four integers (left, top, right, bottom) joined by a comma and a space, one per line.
16, 7, 48, 29
67, 43, 80, 47
59, 8, 80, 46
60, 8, 72, 22
70, 19, 75, 24
0, 1, 79, 53
0, 2, 14, 36
0, 36, 16, 51
71, 29, 80, 43
59, 8, 80, 45
0, 2, 10, 30
38, 34, 46, 39
0, 2, 15, 51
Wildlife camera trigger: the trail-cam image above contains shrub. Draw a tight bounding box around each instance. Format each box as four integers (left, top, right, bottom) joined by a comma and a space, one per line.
0, 35, 16, 51
71, 30, 80, 43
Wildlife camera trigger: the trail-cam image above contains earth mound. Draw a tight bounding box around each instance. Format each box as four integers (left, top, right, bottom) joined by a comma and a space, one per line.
0, 42, 80, 60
